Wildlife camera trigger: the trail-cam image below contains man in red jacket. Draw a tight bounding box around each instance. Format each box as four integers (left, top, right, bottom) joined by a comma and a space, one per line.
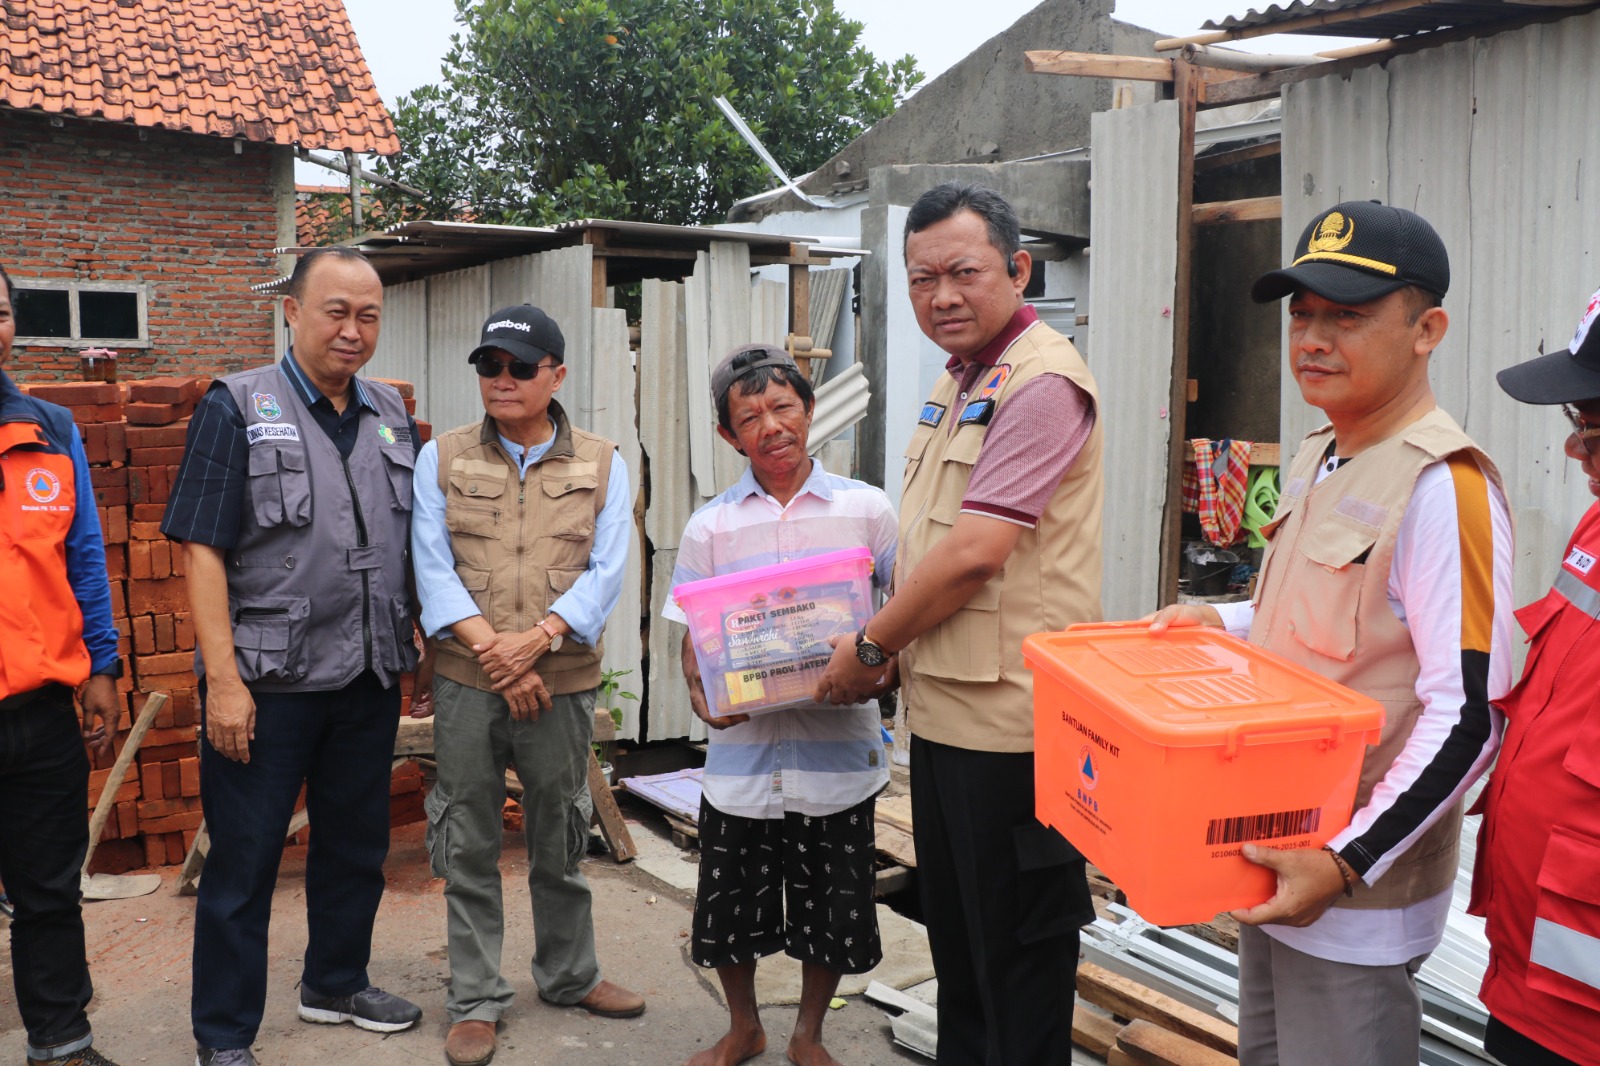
1471, 286, 1600, 1066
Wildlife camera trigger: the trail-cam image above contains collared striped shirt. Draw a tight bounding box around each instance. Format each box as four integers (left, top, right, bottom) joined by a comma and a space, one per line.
162, 353, 418, 549
662, 462, 897, 819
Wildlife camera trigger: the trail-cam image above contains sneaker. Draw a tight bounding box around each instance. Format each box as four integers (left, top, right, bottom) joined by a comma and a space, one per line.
35, 1047, 124, 1066
194, 1050, 256, 1066
298, 985, 421, 1034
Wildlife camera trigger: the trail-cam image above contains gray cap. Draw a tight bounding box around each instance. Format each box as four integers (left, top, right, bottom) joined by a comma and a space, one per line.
710, 343, 799, 406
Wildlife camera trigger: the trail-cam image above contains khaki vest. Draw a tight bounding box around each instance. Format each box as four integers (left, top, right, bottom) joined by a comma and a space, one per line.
432, 400, 616, 696
898, 320, 1105, 752
1251, 407, 1503, 909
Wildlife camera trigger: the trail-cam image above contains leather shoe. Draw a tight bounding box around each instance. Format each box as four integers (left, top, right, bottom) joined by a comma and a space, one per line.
573, 979, 646, 1019
445, 1019, 496, 1066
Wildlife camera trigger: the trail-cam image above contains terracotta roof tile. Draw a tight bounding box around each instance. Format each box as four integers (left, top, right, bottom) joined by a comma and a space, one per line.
0, 0, 399, 154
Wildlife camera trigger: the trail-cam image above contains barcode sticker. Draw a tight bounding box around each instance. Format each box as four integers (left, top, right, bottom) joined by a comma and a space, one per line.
1205, 807, 1322, 846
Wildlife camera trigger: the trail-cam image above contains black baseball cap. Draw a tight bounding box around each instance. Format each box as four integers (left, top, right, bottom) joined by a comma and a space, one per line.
469, 304, 565, 365
1252, 200, 1450, 305
711, 343, 800, 406
1497, 287, 1600, 405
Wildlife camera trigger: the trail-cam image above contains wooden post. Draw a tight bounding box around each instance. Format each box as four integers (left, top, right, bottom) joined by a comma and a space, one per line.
345, 149, 362, 234
1158, 59, 1201, 607
788, 252, 812, 339
587, 748, 636, 862
585, 229, 609, 308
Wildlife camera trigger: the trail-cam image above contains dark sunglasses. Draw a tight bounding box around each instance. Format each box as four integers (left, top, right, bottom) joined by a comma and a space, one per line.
1563, 404, 1600, 457
472, 355, 557, 381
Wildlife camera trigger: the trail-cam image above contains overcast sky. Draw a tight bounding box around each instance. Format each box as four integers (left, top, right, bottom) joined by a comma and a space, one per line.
308, 0, 1369, 184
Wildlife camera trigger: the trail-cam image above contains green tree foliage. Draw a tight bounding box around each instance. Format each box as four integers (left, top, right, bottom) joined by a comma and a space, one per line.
377, 0, 922, 226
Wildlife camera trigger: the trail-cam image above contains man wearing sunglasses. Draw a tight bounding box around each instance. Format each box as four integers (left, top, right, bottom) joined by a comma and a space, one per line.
411, 304, 641, 1066
1469, 287, 1600, 1066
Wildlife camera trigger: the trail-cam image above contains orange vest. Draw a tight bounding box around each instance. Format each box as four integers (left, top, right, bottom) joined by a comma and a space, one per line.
0, 417, 90, 701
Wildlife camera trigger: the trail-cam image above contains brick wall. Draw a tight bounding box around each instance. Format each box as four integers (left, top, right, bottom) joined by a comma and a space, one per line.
0, 109, 284, 382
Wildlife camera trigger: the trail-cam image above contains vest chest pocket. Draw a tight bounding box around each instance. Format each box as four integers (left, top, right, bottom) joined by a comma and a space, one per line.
382, 445, 416, 511
247, 445, 311, 528
902, 423, 936, 484
231, 595, 309, 683
540, 470, 599, 540
1527, 826, 1600, 1013
1285, 518, 1379, 663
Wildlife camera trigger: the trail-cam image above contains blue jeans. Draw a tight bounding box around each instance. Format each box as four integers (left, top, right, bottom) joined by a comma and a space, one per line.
190, 671, 400, 1050
0, 685, 97, 1059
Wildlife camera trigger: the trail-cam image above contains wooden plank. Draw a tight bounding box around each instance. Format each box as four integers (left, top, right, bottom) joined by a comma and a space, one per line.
1192, 195, 1281, 225
1110, 1049, 1139, 1066
1073, 1005, 1124, 1058
587, 746, 637, 862
1194, 141, 1282, 173
873, 865, 913, 897
1154, 0, 1438, 51
1026, 49, 1174, 82
1184, 440, 1280, 466
1077, 962, 1239, 1056
874, 820, 918, 869
706, 242, 753, 494
393, 716, 435, 756
1116, 1019, 1239, 1066
593, 707, 616, 742
1159, 59, 1201, 608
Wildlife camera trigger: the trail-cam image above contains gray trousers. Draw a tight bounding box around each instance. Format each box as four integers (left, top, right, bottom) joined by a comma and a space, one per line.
428, 677, 601, 1023
1238, 923, 1430, 1066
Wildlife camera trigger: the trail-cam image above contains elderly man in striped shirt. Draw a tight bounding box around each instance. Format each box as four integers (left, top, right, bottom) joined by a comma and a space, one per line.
662, 344, 897, 1066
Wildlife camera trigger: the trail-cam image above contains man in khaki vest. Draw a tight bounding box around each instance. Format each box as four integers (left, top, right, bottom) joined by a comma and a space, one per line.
817, 183, 1104, 1064
1150, 201, 1515, 1066
411, 305, 643, 1066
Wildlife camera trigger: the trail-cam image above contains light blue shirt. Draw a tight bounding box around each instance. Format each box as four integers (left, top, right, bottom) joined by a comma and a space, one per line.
412, 419, 631, 646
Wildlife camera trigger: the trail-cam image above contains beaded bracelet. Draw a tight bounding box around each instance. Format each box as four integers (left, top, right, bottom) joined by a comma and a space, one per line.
1323, 845, 1357, 897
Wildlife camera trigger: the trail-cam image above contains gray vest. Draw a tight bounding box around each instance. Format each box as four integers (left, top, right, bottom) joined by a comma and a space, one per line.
194, 362, 417, 692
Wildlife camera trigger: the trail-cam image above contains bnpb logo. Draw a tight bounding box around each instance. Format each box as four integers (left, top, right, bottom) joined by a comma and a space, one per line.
25, 467, 62, 504
1078, 745, 1098, 791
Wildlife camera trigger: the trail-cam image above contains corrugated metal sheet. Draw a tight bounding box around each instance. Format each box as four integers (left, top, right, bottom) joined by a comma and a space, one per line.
808, 362, 870, 451
1281, 7, 1600, 1004
424, 266, 492, 435
1202, 0, 1587, 39
1282, 6, 1600, 608
1088, 100, 1180, 622
591, 307, 645, 741
369, 278, 428, 418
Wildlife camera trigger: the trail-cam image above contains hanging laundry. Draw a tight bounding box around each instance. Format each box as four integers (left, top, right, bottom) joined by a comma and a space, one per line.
1181, 438, 1255, 546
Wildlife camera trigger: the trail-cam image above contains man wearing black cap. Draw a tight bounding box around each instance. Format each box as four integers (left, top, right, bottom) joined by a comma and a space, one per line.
412, 305, 643, 1066
1468, 288, 1600, 1066
1149, 201, 1515, 1065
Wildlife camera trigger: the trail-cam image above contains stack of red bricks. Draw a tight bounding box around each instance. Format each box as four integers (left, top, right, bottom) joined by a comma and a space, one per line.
20, 374, 433, 872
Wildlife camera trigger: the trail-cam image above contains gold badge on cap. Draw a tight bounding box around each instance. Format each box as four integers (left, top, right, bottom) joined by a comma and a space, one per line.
1307, 212, 1355, 254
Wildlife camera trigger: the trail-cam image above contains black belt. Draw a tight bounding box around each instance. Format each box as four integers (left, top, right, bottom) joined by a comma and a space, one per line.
0, 682, 72, 713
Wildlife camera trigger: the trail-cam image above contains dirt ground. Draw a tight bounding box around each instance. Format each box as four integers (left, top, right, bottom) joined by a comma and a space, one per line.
0, 812, 927, 1066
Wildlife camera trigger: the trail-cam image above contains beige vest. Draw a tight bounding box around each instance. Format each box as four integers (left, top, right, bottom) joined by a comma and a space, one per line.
898, 320, 1105, 752
432, 400, 616, 696
1251, 407, 1502, 909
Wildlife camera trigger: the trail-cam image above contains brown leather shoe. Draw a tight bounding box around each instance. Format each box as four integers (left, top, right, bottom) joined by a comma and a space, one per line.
573, 979, 646, 1019
445, 1019, 497, 1066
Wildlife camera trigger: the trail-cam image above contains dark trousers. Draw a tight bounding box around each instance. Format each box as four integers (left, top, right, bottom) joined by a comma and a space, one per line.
0, 686, 95, 1055
910, 735, 1093, 1066
191, 672, 400, 1050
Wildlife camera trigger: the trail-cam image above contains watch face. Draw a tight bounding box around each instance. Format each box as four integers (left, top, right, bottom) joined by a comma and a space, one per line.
855, 637, 888, 668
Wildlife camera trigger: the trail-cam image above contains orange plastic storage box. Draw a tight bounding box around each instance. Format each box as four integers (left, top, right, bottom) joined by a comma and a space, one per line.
1024, 622, 1384, 927
673, 547, 875, 718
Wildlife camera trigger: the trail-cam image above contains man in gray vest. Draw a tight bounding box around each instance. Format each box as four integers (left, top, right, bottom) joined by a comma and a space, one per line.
163, 247, 425, 1066
412, 305, 643, 1066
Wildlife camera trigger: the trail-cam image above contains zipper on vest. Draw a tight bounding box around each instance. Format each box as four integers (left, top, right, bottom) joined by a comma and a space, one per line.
341, 454, 373, 671
516, 472, 528, 624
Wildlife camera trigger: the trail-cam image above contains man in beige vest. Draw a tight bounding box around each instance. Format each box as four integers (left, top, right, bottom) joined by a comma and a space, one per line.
1150, 201, 1515, 1066
817, 183, 1104, 1064
412, 305, 643, 1066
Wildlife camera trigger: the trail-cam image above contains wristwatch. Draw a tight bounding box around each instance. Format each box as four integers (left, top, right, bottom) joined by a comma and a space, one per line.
855, 629, 890, 668
536, 618, 564, 653
92, 658, 125, 679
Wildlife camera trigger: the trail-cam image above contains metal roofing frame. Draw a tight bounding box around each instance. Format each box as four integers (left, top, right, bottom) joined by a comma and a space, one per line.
1201, 0, 1598, 40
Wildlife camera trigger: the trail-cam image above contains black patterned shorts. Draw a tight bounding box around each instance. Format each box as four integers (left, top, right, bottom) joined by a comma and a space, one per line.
691, 795, 883, 974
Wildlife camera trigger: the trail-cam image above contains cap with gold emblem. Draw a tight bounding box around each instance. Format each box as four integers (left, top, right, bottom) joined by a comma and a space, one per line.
1252, 199, 1450, 305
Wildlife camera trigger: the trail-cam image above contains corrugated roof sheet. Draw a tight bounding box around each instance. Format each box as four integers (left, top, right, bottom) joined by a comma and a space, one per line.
1202, 0, 1594, 39
0, 0, 399, 153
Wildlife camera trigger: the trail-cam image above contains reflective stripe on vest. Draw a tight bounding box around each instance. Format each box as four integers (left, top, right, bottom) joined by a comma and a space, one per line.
1531, 918, 1600, 993
1553, 568, 1600, 620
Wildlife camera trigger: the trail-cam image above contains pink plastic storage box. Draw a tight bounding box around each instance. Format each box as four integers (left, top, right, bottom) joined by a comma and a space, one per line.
673, 547, 876, 717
